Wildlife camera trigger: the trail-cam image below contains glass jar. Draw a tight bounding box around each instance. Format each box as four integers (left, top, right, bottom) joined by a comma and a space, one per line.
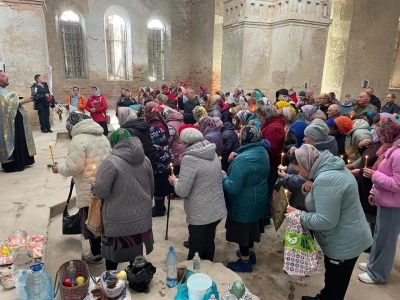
229, 280, 245, 299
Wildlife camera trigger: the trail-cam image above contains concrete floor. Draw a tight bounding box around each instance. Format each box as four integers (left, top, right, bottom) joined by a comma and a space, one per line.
0, 112, 399, 299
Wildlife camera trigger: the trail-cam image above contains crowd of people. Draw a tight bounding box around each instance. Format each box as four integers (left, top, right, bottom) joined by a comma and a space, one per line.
1, 70, 399, 300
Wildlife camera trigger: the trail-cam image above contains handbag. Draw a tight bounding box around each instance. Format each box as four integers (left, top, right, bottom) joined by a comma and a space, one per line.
86, 195, 103, 236
62, 179, 81, 235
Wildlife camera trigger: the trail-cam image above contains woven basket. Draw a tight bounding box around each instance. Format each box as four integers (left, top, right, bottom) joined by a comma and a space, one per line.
56, 259, 90, 300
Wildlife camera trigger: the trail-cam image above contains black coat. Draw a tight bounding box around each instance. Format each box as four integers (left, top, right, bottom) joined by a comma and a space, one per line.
31, 82, 54, 110
183, 96, 200, 124
370, 95, 381, 111
121, 118, 155, 162
220, 122, 240, 172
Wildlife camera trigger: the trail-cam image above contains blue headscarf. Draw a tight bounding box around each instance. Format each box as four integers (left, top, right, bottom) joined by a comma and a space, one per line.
289, 121, 308, 148
92, 86, 101, 97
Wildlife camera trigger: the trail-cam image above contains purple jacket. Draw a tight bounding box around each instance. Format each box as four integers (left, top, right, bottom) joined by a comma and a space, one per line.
370, 144, 400, 208
204, 127, 223, 156
166, 112, 185, 165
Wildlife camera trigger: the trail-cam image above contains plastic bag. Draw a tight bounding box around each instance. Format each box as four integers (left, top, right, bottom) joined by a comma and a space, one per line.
100, 270, 127, 300
175, 269, 219, 300
283, 211, 320, 276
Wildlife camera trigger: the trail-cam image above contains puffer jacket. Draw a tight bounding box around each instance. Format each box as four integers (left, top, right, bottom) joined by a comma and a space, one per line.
222, 141, 270, 223
204, 127, 223, 156
220, 122, 240, 172
312, 136, 338, 155
345, 119, 372, 161
260, 114, 286, 171
58, 119, 111, 208
174, 140, 227, 225
92, 137, 154, 237
121, 118, 154, 161
165, 112, 185, 165
300, 151, 372, 260
370, 142, 400, 208
207, 104, 221, 118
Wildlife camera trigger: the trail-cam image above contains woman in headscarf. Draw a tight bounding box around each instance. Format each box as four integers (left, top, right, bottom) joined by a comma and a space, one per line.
66, 85, 87, 113
85, 86, 109, 136
234, 87, 244, 98
340, 94, 355, 116
249, 90, 262, 112
236, 110, 260, 128
52, 111, 111, 265
92, 129, 154, 270
287, 144, 372, 300
229, 105, 245, 130
358, 117, 400, 285
144, 102, 173, 217
157, 93, 176, 109
204, 94, 222, 118
193, 106, 208, 124
255, 106, 286, 227
301, 105, 326, 124
198, 116, 223, 156
222, 126, 270, 273
199, 86, 208, 99
218, 96, 233, 123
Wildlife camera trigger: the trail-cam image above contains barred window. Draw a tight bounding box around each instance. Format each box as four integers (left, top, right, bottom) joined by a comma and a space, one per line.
105, 15, 128, 80
148, 19, 165, 82
60, 11, 85, 78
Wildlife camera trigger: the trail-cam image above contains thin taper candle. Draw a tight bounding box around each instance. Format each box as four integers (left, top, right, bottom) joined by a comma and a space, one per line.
170, 163, 174, 176
49, 143, 55, 166
364, 155, 368, 168
281, 152, 284, 166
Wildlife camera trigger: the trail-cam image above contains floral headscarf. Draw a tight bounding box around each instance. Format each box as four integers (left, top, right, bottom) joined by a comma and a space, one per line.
66, 111, 91, 134
240, 125, 262, 146
301, 105, 318, 122
372, 117, 400, 170
144, 102, 164, 124
193, 106, 208, 122
236, 110, 251, 123
109, 128, 130, 148
198, 116, 216, 134
161, 106, 176, 120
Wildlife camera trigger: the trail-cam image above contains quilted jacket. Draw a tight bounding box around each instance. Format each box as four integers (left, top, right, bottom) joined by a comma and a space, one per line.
345, 119, 372, 161
58, 119, 111, 208
173, 140, 227, 225
220, 122, 240, 171
300, 151, 372, 260
222, 141, 270, 223
203, 127, 223, 156
92, 137, 154, 237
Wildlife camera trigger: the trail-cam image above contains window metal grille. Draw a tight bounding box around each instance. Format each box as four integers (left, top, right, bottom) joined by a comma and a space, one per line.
105, 15, 128, 80
148, 28, 165, 81
61, 21, 85, 78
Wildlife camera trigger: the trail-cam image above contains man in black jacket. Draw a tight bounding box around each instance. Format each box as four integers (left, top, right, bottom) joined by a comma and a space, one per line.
31, 74, 55, 133
183, 88, 200, 124
365, 87, 381, 111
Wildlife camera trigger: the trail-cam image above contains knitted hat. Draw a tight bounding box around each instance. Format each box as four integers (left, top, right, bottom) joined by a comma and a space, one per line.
326, 117, 336, 128
178, 124, 200, 136
299, 91, 306, 97
304, 122, 329, 142
180, 128, 204, 144
334, 116, 353, 134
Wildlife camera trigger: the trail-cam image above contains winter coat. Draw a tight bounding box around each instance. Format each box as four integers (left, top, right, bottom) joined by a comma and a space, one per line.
85, 95, 108, 123
66, 95, 87, 113
220, 122, 240, 172
260, 115, 286, 171
183, 96, 200, 124
345, 119, 372, 161
58, 119, 111, 208
166, 98, 177, 109
222, 142, 270, 223
370, 95, 381, 112
165, 112, 185, 165
92, 137, 154, 237
203, 127, 223, 156
173, 141, 227, 225
31, 82, 52, 110
312, 136, 338, 155
120, 118, 154, 161
370, 144, 400, 208
340, 104, 353, 116
149, 120, 173, 173
207, 104, 222, 118
282, 164, 307, 210
221, 104, 232, 123
352, 103, 378, 120
300, 151, 372, 260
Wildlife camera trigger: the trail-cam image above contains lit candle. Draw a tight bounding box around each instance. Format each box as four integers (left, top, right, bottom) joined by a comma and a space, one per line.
364, 155, 368, 168
49, 143, 55, 166
281, 152, 285, 166
340, 155, 344, 160
348, 159, 351, 164
170, 163, 174, 176
219, 156, 222, 163
93, 165, 97, 178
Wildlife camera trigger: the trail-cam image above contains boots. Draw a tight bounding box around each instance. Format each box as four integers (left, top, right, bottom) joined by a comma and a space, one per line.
152, 198, 165, 217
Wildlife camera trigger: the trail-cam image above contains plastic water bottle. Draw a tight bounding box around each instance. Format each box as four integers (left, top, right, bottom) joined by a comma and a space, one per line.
193, 252, 201, 272
16, 269, 28, 300
166, 246, 178, 288
67, 261, 76, 284
209, 294, 217, 300
26, 263, 53, 300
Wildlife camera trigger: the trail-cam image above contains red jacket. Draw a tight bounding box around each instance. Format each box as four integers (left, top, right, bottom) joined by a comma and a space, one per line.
165, 91, 177, 105
85, 95, 108, 122
260, 114, 286, 171
290, 94, 298, 104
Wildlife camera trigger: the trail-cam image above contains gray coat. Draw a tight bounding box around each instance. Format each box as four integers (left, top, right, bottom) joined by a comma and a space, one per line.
174, 140, 227, 225
92, 137, 154, 237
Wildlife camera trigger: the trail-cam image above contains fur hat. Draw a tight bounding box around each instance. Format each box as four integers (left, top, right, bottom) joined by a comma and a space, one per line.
180, 128, 203, 144
304, 122, 329, 142
334, 116, 353, 134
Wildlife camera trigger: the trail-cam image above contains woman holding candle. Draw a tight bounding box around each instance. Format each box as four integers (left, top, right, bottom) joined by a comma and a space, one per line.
144, 102, 173, 217
52, 112, 111, 264
357, 117, 400, 284
91, 129, 154, 270
287, 144, 372, 300
222, 126, 270, 273
168, 126, 227, 261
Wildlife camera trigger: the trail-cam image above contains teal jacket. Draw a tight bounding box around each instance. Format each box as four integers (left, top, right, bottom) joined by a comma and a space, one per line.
300, 151, 372, 260
222, 142, 270, 223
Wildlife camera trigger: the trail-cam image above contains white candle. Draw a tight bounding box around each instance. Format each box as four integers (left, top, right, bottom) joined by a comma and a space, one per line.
49, 143, 55, 166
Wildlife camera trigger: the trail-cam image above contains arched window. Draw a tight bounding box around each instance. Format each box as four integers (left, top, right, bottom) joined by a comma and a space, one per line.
105, 15, 128, 80
60, 10, 85, 78
148, 19, 165, 82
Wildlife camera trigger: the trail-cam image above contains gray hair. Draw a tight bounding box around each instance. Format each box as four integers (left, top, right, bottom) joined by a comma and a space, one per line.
255, 106, 278, 120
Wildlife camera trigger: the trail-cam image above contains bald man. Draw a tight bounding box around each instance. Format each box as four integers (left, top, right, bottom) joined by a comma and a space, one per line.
327, 104, 340, 119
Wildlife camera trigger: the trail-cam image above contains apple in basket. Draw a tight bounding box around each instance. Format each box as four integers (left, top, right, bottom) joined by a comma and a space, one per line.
62, 278, 72, 287
76, 276, 85, 286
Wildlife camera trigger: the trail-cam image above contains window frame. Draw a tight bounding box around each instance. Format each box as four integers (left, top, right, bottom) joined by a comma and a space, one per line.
148, 19, 165, 82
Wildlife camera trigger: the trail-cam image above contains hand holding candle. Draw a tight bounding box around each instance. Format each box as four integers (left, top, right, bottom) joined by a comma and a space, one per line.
281, 152, 285, 166
170, 163, 174, 176
49, 143, 55, 166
